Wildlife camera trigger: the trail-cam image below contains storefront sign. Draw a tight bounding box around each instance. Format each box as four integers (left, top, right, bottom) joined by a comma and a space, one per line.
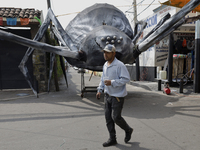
145, 14, 157, 29
174, 33, 195, 41
155, 38, 169, 66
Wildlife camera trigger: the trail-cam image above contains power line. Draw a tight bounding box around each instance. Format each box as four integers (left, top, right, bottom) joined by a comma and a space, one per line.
124, 0, 157, 23
137, 0, 146, 6
56, 3, 160, 17
137, 0, 156, 17
122, 0, 132, 3
56, 11, 80, 17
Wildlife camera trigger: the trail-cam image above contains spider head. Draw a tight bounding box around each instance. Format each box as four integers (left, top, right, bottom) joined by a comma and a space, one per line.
79, 25, 135, 67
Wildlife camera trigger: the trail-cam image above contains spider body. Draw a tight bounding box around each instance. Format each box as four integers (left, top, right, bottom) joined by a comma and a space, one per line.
63, 3, 135, 71
66, 25, 135, 71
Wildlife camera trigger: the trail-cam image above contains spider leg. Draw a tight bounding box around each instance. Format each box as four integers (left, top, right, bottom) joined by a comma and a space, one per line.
46, 9, 76, 92
133, 0, 200, 61
18, 12, 51, 97
0, 9, 80, 58
38, 8, 72, 93
47, 8, 78, 51
0, 8, 84, 96
50, 26, 68, 92
137, 0, 200, 53
47, 53, 55, 93
137, 13, 171, 45
52, 25, 66, 46
132, 21, 147, 44
59, 55, 68, 88
155, 15, 200, 43
0, 30, 79, 58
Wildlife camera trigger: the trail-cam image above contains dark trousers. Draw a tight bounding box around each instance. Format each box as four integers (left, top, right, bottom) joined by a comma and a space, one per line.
104, 94, 131, 140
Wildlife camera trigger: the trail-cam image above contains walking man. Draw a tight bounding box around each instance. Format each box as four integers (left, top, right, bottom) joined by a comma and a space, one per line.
96, 44, 133, 147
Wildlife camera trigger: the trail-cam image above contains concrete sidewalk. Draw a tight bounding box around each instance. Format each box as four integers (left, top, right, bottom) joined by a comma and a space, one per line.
129, 80, 200, 97
0, 68, 200, 150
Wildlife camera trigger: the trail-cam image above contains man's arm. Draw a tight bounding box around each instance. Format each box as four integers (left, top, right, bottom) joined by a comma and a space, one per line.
96, 72, 105, 99
97, 74, 105, 93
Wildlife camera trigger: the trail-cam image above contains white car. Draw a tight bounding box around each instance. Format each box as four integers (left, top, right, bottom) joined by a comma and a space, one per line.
73, 66, 78, 70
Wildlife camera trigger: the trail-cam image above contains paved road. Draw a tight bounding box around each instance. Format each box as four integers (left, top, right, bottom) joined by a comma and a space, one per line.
0, 68, 200, 150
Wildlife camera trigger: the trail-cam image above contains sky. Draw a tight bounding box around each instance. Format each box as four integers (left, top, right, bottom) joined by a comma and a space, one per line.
1, 0, 163, 28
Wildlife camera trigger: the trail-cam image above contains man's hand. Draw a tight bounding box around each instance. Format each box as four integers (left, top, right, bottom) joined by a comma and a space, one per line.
96, 92, 101, 99
104, 80, 111, 86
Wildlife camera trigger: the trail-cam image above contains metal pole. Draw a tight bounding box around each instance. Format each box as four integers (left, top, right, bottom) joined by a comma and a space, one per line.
168, 33, 173, 85
158, 79, 161, 91
133, 0, 140, 81
0, 56, 2, 90
133, 0, 137, 36
194, 12, 200, 93
179, 79, 183, 93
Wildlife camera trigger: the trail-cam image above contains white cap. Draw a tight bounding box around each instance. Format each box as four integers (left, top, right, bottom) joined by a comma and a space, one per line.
103, 44, 116, 52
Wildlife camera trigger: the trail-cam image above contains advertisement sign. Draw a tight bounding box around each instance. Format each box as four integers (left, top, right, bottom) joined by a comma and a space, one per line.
138, 6, 173, 67
155, 37, 169, 66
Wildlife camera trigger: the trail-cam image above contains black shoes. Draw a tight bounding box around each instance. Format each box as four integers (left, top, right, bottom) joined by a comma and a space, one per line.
124, 128, 133, 143
103, 138, 117, 147
103, 128, 133, 147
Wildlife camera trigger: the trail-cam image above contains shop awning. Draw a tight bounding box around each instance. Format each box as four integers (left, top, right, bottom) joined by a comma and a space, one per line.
161, 0, 200, 12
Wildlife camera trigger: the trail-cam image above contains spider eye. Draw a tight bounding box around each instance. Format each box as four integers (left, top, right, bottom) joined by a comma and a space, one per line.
101, 37, 105, 41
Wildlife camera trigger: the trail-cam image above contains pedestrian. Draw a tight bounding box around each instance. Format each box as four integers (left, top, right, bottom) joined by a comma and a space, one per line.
96, 44, 133, 147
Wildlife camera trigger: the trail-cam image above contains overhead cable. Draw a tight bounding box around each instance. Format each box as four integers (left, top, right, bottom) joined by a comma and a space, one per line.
56, 2, 159, 17
137, 0, 156, 17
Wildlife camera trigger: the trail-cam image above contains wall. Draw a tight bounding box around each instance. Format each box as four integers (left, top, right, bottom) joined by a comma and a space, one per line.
126, 66, 156, 81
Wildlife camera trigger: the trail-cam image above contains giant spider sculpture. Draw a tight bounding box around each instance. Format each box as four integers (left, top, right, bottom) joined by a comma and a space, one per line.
0, 0, 200, 96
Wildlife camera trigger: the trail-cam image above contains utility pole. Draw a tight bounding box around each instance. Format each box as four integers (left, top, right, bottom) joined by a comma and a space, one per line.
133, 0, 140, 81
133, 0, 137, 36
168, 33, 173, 85
47, 0, 51, 9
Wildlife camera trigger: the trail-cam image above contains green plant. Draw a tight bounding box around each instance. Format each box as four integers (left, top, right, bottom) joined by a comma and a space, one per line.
45, 29, 63, 79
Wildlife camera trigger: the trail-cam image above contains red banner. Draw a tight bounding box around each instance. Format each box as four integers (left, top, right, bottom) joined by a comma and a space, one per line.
0, 17, 3, 26
20, 18, 30, 25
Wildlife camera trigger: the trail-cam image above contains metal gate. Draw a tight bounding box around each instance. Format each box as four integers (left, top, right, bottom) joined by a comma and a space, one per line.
0, 28, 33, 90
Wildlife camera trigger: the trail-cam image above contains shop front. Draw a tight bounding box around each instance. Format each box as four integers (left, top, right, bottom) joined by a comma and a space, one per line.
128, 5, 196, 83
